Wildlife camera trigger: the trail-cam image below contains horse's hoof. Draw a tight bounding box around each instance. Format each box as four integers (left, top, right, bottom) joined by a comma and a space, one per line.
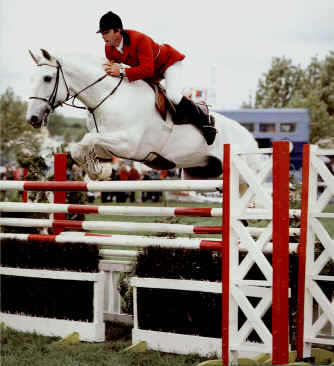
98, 162, 113, 180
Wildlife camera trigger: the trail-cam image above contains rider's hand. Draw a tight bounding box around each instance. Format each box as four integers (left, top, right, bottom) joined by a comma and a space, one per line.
103, 61, 120, 77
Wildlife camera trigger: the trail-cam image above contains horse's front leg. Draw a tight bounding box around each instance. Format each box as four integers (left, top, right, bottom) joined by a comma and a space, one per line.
71, 132, 135, 180
71, 140, 103, 180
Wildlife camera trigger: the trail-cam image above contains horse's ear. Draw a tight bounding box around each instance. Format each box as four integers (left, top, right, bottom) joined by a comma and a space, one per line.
29, 49, 41, 65
40, 49, 53, 61
40, 49, 58, 67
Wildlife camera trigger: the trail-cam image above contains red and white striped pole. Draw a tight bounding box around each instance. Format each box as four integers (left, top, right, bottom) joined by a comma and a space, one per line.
0, 180, 222, 192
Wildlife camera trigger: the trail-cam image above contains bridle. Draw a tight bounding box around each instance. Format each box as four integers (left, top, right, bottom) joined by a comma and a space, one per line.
29, 60, 124, 133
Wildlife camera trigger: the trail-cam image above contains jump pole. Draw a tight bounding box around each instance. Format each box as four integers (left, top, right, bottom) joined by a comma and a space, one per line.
1, 202, 300, 219
0, 180, 222, 192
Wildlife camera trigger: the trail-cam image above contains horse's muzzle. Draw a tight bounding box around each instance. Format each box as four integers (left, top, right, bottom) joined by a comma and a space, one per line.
28, 108, 50, 128
28, 115, 43, 128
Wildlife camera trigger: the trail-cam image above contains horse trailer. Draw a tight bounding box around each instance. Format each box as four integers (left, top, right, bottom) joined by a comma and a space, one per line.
215, 108, 310, 171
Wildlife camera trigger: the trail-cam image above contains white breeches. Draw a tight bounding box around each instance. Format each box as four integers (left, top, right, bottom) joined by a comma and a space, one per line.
163, 60, 184, 104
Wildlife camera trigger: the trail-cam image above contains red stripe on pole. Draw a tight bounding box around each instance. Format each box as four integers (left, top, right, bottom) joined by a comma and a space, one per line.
27, 234, 57, 242
200, 240, 223, 251
23, 168, 28, 202
194, 226, 221, 234
175, 208, 213, 217
85, 233, 113, 237
222, 144, 230, 366
24, 181, 88, 191
52, 220, 83, 230
272, 141, 290, 364
68, 205, 99, 214
53, 153, 67, 234
296, 144, 310, 359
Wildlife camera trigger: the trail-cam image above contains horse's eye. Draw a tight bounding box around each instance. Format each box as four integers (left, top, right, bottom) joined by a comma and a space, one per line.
44, 75, 52, 82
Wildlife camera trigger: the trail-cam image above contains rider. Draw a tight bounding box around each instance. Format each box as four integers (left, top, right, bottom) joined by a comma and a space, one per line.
97, 11, 217, 145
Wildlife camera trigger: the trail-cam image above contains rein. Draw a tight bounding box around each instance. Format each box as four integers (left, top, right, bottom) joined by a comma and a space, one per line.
29, 61, 124, 133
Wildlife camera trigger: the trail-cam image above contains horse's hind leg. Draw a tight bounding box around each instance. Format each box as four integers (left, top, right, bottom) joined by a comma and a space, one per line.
182, 156, 223, 179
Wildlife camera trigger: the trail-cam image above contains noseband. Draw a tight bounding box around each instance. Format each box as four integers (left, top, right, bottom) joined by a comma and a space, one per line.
29, 60, 124, 133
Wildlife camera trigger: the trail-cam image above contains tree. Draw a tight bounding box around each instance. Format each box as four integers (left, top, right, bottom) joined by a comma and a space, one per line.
0, 88, 42, 163
255, 56, 305, 109
47, 113, 67, 136
248, 52, 334, 143
47, 112, 87, 142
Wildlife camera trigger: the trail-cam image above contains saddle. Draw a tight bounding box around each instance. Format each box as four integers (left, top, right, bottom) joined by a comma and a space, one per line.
146, 80, 215, 126
146, 80, 176, 121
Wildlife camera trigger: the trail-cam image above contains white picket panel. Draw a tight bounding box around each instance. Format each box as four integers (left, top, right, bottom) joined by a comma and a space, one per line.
225, 148, 279, 362
301, 145, 334, 356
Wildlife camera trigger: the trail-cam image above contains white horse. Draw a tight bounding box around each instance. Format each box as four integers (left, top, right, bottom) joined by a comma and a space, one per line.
27, 49, 259, 180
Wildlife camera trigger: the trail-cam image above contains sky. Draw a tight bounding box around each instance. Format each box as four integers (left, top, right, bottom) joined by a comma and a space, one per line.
0, 0, 333, 117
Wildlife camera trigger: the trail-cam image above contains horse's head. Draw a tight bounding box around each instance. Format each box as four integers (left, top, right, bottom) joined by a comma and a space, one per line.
27, 49, 69, 128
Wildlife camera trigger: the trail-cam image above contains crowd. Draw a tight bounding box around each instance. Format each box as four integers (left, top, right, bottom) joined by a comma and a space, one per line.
98, 162, 177, 203
0, 164, 24, 181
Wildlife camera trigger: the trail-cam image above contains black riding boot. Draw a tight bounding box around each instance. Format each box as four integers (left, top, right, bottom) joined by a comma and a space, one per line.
176, 97, 217, 145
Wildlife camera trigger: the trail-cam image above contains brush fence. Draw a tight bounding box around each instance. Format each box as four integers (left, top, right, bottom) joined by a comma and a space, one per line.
0, 266, 105, 342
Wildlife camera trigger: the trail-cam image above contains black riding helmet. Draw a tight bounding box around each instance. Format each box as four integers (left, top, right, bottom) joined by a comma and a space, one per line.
97, 11, 123, 33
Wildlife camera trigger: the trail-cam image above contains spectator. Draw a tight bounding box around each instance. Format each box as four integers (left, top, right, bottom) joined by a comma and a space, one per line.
13, 167, 24, 180
128, 164, 140, 202
160, 170, 168, 179
5, 164, 14, 180
117, 163, 129, 202
142, 170, 162, 202
141, 169, 151, 202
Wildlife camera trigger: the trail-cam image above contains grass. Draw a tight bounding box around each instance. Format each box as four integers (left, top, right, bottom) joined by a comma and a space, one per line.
0, 323, 207, 366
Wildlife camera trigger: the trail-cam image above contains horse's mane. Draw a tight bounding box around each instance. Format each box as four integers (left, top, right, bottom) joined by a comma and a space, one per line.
54, 51, 151, 92
55, 51, 106, 75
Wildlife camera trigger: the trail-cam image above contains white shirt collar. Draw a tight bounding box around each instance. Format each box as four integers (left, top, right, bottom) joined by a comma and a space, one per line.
116, 37, 124, 54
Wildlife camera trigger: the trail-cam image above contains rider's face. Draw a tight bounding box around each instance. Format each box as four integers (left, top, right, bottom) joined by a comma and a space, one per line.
101, 29, 122, 47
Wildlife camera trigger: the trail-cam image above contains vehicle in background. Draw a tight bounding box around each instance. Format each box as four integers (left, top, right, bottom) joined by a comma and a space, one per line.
215, 108, 310, 171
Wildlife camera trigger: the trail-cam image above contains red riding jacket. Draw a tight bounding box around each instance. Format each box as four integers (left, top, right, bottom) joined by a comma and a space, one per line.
105, 29, 185, 82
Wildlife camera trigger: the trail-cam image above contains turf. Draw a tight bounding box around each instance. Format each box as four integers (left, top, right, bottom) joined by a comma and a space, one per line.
0, 323, 208, 366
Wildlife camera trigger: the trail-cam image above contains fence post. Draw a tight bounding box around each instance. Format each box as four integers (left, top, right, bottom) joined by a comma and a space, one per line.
53, 153, 67, 234
272, 141, 290, 364
222, 144, 230, 365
